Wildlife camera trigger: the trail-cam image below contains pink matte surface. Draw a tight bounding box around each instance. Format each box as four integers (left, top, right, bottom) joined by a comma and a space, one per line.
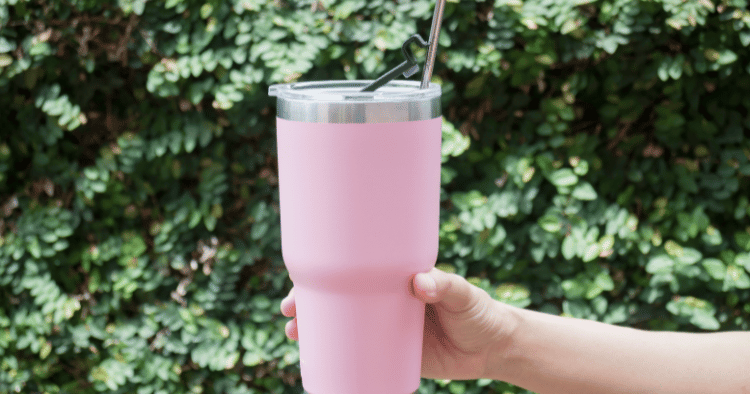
276, 116, 442, 394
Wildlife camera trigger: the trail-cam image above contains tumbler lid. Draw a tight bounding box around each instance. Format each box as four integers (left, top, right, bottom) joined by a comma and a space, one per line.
268, 80, 441, 124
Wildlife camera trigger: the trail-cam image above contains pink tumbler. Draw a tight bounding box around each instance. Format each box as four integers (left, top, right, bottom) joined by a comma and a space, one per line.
269, 80, 442, 394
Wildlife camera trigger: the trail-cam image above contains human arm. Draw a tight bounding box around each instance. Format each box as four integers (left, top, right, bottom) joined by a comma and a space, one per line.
485, 303, 750, 394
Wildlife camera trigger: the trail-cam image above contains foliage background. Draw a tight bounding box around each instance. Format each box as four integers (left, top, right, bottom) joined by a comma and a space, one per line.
2, 0, 750, 393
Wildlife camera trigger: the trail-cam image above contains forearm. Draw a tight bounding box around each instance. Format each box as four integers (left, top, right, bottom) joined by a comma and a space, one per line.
486, 302, 750, 394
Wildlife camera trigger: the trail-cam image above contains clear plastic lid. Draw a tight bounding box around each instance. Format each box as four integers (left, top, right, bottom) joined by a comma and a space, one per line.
268, 80, 441, 103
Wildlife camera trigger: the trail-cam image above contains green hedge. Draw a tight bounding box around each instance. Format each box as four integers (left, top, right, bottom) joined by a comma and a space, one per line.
2, 0, 750, 393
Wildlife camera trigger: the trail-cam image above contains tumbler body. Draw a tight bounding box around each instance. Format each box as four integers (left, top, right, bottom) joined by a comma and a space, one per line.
271, 80, 442, 394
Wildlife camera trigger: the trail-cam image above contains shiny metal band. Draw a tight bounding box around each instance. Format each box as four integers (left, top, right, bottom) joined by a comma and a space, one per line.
276, 96, 441, 123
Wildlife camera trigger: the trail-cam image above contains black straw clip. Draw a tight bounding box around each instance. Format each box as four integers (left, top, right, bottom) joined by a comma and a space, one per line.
360, 34, 429, 92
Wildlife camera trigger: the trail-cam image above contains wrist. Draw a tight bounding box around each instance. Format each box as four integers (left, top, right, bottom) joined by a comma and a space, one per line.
482, 300, 526, 382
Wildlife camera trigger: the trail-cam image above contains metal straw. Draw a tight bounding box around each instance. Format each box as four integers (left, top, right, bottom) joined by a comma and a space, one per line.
420, 0, 447, 89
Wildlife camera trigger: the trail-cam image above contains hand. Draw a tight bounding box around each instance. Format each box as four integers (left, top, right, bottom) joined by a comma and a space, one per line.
279, 267, 515, 381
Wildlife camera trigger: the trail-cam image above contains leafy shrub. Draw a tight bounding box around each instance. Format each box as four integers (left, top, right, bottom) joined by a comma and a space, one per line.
1, 0, 749, 393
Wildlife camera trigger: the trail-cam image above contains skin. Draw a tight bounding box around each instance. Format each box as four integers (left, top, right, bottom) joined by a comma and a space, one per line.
280, 267, 750, 393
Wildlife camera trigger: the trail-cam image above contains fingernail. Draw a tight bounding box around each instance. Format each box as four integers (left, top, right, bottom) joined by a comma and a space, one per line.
417, 273, 437, 298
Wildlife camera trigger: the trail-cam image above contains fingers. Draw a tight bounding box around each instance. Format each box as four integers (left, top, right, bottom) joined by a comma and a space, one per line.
285, 318, 299, 341
413, 268, 481, 315
280, 287, 296, 317
281, 287, 298, 341
414, 271, 438, 298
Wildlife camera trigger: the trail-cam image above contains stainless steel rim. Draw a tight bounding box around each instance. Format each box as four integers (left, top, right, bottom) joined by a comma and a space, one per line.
270, 80, 441, 124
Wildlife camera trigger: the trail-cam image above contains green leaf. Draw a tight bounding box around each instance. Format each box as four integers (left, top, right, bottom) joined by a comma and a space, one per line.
573, 160, 589, 176
561, 277, 586, 299
735, 232, 750, 251
666, 297, 698, 319
724, 264, 750, 290
27, 237, 41, 259
690, 311, 720, 330
597, 34, 625, 54
464, 72, 488, 98
494, 283, 531, 308
251, 295, 271, 309
250, 222, 268, 240
668, 56, 683, 79
664, 240, 683, 257
603, 303, 628, 324
538, 214, 562, 232
563, 300, 593, 319
204, 215, 217, 231
441, 120, 471, 158
549, 168, 578, 187
89, 269, 101, 293
562, 236, 576, 260
0, 37, 16, 53
55, 226, 74, 237
84, 167, 99, 180
599, 234, 614, 252
702, 258, 725, 280
537, 123, 553, 136
591, 295, 607, 315
536, 154, 554, 175
184, 125, 198, 153
451, 190, 486, 211
677, 248, 702, 265
200, 3, 213, 18
40, 341, 51, 359
41, 232, 58, 243
582, 244, 600, 262
594, 270, 614, 291
448, 381, 466, 394
740, 31, 750, 47
735, 253, 750, 272
53, 239, 69, 251
572, 182, 597, 200
646, 255, 673, 273
657, 58, 670, 81
189, 211, 202, 228
0, 54, 12, 67
716, 49, 737, 65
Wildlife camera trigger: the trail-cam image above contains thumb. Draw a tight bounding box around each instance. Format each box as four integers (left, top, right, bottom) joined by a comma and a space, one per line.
412, 268, 481, 314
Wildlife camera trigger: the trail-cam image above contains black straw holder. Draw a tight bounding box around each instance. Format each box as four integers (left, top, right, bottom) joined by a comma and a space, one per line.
360, 34, 429, 93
